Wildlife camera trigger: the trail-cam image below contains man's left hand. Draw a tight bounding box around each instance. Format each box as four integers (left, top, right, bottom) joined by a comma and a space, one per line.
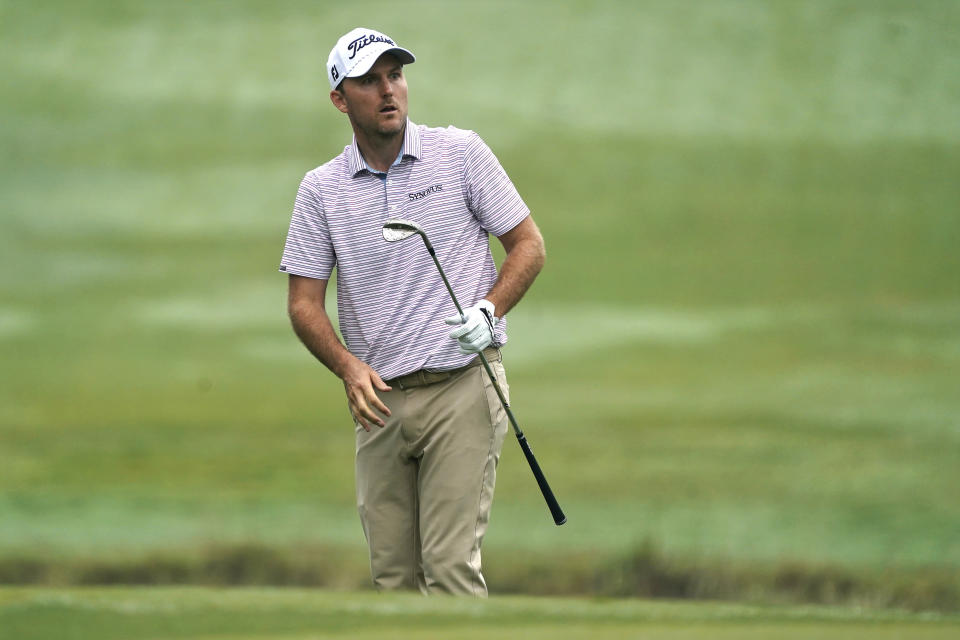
445, 300, 497, 354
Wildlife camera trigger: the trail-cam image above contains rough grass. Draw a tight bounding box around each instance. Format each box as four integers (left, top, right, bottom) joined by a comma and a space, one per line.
2, 542, 958, 613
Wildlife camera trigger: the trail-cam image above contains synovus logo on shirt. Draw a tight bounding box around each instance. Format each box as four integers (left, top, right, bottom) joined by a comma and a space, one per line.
408, 184, 443, 201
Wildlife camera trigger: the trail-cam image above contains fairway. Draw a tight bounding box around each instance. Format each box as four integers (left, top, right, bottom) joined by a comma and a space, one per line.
2, 0, 960, 616
1, 588, 959, 640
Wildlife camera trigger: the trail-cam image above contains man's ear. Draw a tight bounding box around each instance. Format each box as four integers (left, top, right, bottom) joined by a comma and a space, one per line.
330, 88, 348, 114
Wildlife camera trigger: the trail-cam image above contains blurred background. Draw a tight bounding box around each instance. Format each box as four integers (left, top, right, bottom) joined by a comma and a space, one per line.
1, 0, 958, 610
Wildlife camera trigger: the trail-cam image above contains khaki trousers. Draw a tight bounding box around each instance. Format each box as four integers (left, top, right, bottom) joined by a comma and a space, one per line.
355, 348, 509, 596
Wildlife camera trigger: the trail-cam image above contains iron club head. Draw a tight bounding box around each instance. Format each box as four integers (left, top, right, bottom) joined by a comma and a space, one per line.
382, 219, 425, 242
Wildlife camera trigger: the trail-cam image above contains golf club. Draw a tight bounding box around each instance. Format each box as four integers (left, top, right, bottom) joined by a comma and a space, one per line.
382, 218, 567, 526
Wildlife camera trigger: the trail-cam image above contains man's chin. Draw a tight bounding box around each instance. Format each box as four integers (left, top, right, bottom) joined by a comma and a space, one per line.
376, 121, 405, 138
377, 126, 403, 138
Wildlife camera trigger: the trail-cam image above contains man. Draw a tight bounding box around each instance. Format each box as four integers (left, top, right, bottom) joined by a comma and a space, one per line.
279, 27, 545, 596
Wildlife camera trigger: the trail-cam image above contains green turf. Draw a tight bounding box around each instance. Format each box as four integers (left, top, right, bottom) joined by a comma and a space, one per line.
1, 588, 958, 640
1, 0, 959, 609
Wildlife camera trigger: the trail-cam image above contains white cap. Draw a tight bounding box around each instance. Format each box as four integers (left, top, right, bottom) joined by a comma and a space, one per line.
327, 27, 415, 90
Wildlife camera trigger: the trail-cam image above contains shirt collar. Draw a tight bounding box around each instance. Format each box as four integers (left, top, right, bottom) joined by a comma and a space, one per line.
349, 119, 422, 177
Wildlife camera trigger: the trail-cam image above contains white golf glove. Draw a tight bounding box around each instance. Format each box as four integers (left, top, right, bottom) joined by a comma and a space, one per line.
445, 299, 498, 354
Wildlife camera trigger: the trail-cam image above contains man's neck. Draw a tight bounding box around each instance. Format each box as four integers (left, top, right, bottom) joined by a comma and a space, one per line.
354, 124, 405, 173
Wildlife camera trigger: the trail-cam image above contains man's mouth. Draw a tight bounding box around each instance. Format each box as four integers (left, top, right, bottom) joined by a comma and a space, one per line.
380, 105, 398, 114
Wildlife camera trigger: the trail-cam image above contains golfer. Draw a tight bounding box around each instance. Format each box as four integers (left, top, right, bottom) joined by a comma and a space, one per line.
279, 27, 545, 596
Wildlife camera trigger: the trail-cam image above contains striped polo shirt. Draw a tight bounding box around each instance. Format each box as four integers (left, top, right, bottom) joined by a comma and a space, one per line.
279, 120, 530, 380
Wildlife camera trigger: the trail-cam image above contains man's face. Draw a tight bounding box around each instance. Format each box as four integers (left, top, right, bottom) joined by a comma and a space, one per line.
331, 54, 408, 139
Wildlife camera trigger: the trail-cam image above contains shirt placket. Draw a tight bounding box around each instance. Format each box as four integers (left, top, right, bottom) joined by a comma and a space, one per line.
385, 158, 413, 220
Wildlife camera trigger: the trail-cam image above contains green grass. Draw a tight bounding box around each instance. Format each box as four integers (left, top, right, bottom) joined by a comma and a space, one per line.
1, 0, 959, 613
1, 588, 959, 640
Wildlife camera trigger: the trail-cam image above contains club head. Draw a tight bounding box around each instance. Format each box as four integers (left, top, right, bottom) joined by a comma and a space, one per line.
382, 219, 424, 242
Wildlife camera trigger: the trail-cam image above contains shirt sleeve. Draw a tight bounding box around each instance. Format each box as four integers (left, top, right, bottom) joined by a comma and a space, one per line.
463, 132, 530, 236
278, 172, 336, 279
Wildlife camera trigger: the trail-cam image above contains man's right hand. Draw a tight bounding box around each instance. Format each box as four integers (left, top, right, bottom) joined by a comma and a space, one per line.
341, 358, 392, 431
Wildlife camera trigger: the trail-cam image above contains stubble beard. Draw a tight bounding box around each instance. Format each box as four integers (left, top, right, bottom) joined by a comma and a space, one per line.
376, 112, 406, 141
349, 108, 406, 144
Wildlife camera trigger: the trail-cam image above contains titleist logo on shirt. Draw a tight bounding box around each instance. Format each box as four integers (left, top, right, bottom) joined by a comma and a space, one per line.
348, 34, 395, 60
408, 184, 443, 201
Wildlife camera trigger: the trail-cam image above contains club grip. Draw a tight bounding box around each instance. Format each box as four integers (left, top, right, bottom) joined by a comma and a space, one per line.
516, 433, 567, 526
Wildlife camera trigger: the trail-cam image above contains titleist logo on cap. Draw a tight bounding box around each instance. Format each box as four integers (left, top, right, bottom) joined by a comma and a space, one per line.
348, 34, 395, 60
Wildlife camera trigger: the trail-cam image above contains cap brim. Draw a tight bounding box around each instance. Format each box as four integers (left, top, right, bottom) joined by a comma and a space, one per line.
386, 47, 416, 65
346, 46, 416, 78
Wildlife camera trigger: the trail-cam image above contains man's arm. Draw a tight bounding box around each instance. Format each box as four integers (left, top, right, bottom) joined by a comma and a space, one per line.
484, 215, 546, 317
287, 274, 391, 431
444, 215, 545, 353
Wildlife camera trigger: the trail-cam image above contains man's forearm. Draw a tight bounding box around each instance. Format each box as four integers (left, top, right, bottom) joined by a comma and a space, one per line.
485, 218, 546, 317
288, 297, 356, 379
287, 275, 391, 430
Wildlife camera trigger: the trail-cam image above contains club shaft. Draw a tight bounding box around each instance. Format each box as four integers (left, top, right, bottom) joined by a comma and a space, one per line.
477, 352, 567, 526
426, 244, 463, 316
423, 236, 566, 526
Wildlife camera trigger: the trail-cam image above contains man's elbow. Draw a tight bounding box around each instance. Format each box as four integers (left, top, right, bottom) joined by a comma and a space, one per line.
287, 297, 302, 324
287, 292, 322, 331
529, 229, 546, 274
